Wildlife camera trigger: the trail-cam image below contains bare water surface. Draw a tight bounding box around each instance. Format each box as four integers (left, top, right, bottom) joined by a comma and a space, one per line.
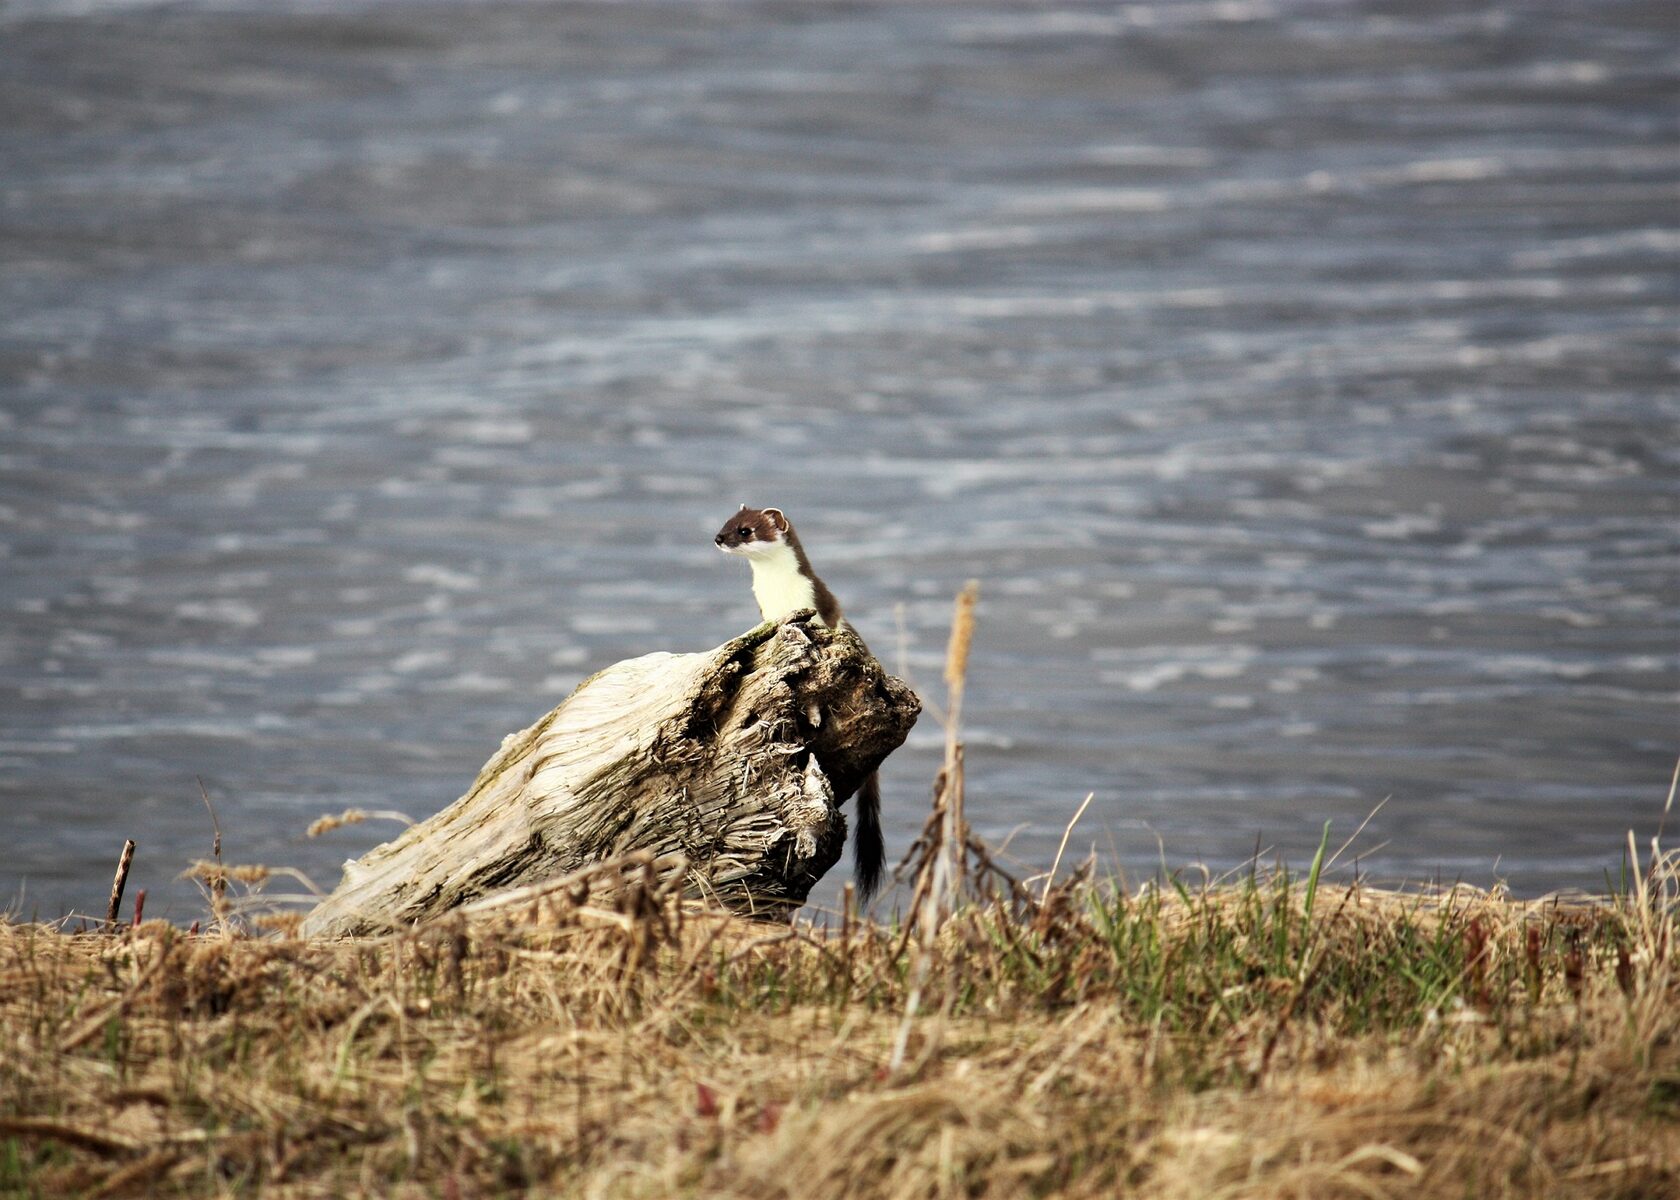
1, 0, 1676, 922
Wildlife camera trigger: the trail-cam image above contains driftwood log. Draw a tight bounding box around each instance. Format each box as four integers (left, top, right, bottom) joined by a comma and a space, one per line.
301, 612, 919, 936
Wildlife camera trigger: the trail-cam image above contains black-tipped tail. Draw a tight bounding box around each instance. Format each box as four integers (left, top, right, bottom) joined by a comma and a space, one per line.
853, 772, 884, 903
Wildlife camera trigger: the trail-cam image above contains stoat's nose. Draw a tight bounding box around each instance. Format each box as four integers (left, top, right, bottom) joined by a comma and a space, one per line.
713, 532, 727, 546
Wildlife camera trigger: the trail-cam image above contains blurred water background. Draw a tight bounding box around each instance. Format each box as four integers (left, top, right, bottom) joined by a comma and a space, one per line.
1, 0, 1675, 923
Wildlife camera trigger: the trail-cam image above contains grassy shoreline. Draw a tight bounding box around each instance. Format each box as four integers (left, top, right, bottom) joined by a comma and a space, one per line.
3, 854, 1675, 1198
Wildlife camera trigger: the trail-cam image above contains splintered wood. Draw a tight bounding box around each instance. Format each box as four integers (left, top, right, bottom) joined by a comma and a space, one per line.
302, 613, 919, 936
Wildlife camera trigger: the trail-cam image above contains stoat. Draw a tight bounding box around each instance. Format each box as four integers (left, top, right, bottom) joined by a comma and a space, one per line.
714, 504, 884, 901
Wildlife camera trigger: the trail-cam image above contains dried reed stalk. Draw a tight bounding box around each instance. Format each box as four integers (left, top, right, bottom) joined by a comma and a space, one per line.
939, 580, 977, 905
103, 839, 135, 932
890, 583, 979, 1075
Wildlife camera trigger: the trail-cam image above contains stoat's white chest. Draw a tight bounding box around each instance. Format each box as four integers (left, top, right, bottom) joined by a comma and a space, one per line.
746, 543, 818, 622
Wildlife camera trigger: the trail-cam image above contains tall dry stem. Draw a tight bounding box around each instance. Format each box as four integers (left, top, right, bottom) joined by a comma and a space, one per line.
891, 583, 979, 1077
913, 578, 981, 941
942, 582, 976, 891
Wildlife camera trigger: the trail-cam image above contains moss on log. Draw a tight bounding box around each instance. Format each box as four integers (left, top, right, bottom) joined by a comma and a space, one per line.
301, 612, 920, 936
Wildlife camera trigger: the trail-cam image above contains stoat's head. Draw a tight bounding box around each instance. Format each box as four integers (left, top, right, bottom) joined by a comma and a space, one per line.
714, 504, 790, 558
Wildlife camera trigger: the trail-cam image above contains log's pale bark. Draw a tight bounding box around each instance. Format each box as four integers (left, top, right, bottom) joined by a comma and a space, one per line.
301, 613, 920, 936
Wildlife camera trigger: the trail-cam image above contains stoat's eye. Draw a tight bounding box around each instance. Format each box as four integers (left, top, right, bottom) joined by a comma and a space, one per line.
737, 526, 752, 538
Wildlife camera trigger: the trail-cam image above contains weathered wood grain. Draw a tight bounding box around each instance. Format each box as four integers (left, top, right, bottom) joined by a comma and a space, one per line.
301, 612, 919, 936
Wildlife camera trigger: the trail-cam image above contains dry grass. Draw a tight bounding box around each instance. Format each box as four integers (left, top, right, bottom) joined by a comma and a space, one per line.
5, 599, 1675, 1198
2, 843, 1676, 1199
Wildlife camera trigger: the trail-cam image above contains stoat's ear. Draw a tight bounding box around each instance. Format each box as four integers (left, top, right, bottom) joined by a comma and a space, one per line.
762, 508, 789, 532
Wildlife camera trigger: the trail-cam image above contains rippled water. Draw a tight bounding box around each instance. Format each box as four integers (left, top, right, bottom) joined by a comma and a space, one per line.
2, 0, 1675, 923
